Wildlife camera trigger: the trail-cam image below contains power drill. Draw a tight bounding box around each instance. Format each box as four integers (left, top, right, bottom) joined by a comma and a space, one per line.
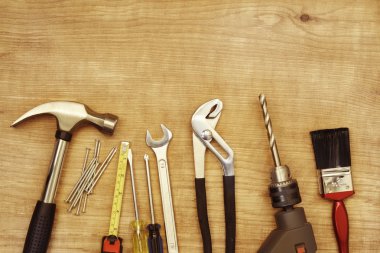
258, 94, 317, 253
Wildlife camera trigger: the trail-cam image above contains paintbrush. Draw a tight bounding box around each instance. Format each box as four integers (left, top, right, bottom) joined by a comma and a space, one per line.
310, 128, 354, 253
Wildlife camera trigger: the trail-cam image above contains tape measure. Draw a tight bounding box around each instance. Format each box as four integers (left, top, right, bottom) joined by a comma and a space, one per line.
109, 141, 130, 236
102, 141, 130, 253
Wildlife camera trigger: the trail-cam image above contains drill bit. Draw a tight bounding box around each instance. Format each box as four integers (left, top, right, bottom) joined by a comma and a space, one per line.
259, 94, 281, 167
259, 94, 292, 184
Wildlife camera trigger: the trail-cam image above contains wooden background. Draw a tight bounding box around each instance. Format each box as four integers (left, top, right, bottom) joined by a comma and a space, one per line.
0, 1, 379, 252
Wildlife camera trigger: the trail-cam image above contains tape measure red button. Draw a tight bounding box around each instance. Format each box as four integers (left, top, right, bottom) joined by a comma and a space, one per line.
101, 235, 123, 253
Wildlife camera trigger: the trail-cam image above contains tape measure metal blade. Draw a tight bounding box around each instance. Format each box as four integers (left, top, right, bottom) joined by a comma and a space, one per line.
108, 141, 130, 236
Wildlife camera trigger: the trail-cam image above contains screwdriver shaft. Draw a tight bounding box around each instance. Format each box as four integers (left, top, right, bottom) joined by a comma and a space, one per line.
259, 94, 282, 167
127, 150, 148, 253
144, 154, 155, 224
145, 154, 163, 253
128, 149, 139, 221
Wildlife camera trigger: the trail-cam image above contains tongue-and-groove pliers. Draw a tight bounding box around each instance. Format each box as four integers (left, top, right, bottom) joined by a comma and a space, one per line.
192, 99, 235, 253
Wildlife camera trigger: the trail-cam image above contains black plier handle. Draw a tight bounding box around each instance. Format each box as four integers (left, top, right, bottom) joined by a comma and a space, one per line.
195, 178, 212, 253
192, 99, 236, 253
223, 175, 236, 253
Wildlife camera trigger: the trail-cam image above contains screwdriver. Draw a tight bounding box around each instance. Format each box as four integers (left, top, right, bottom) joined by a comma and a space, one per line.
144, 154, 164, 253
128, 149, 149, 253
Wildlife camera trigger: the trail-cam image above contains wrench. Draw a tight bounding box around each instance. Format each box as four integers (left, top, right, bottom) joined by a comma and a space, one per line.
146, 124, 178, 253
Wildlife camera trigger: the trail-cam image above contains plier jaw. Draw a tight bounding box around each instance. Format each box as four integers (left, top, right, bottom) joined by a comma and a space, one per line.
192, 99, 234, 177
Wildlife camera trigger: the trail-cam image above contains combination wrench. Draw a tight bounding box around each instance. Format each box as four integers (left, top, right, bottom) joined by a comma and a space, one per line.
146, 124, 178, 253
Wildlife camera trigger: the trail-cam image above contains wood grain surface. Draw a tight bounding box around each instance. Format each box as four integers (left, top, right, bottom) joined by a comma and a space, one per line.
0, 1, 379, 252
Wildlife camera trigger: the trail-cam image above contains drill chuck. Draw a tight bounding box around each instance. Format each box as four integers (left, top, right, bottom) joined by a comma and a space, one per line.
269, 165, 301, 209
269, 178, 302, 209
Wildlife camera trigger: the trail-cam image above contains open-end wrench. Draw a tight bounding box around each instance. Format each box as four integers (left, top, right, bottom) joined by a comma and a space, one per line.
146, 124, 178, 253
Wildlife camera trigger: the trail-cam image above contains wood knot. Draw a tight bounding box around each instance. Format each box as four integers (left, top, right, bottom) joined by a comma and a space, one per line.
300, 14, 310, 22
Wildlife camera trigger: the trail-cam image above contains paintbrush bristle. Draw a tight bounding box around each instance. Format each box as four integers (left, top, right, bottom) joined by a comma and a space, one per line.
310, 128, 351, 169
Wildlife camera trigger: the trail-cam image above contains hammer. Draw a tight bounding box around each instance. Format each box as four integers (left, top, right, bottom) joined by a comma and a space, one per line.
11, 101, 118, 253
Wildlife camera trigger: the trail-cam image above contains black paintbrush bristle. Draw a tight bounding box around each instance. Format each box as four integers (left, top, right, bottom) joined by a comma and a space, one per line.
310, 128, 351, 170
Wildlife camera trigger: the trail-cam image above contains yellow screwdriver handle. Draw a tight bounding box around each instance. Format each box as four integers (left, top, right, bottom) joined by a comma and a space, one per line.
131, 220, 149, 253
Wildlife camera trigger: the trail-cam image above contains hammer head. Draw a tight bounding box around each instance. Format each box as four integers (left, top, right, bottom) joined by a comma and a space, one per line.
11, 101, 118, 136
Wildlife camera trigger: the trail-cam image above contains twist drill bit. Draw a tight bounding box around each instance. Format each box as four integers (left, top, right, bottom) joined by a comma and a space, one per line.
259, 94, 281, 167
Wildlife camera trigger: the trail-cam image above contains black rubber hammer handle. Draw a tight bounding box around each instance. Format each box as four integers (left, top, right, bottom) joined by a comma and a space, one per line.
23, 201, 56, 253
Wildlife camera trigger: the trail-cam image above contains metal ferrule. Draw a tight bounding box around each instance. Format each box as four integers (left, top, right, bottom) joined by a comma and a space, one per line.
318, 166, 353, 194
271, 165, 291, 183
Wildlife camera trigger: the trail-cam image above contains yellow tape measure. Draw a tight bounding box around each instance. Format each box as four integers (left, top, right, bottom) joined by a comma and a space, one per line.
108, 141, 130, 236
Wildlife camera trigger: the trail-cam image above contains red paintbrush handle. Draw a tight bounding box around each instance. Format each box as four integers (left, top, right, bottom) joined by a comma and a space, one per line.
333, 200, 349, 253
